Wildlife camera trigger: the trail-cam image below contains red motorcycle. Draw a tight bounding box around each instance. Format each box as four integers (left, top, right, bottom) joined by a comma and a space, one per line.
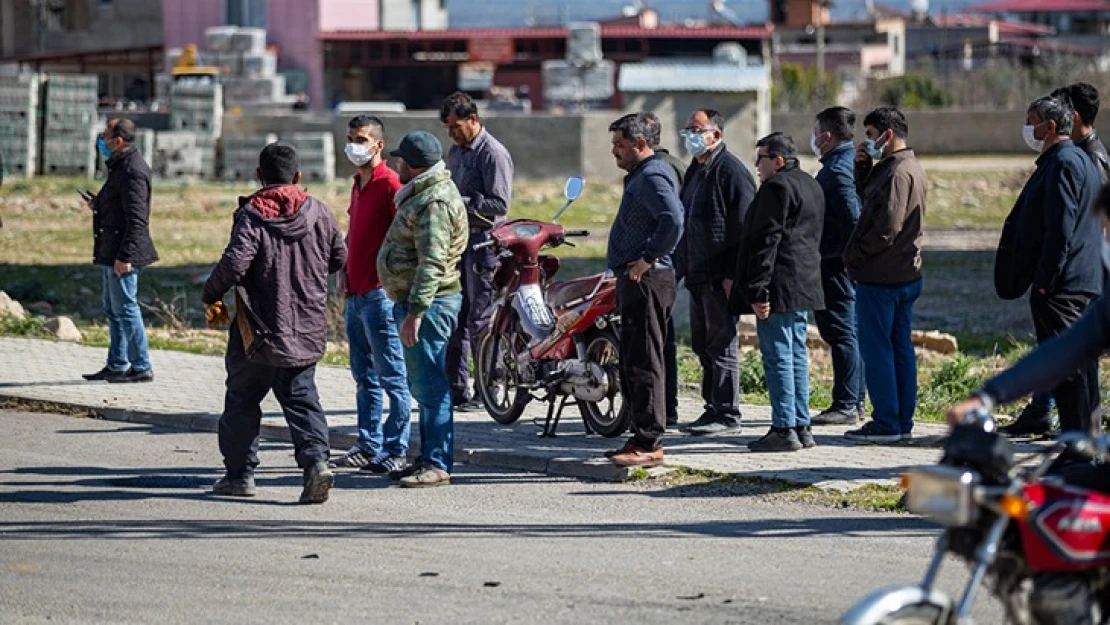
472, 176, 626, 438
841, 410, 1110, 625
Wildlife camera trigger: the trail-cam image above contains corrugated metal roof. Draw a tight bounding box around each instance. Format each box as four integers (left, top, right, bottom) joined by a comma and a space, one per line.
319, 25, 773, 41
972, 0, 1110, 12
618, 61, 769, 92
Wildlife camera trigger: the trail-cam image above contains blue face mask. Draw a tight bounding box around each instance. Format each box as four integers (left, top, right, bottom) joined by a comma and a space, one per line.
865, 134, 887, 160
96, 137, 112, 160
683, 131, 710, 157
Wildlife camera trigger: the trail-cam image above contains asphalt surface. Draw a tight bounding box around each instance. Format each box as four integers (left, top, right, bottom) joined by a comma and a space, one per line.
0, 410, 1007, 625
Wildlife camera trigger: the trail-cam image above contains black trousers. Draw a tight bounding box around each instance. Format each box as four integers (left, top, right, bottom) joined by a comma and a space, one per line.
1030, 290, 1100, 433
814, 260, 865, 412
447, 232, 496, 402
688, 281, 741, 420
617, 267, 676, 450
664, 315, 678, 422
219, 323, 331, 478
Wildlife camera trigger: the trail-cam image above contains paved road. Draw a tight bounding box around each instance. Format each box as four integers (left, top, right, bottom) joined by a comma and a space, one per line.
0, 410, 1006, 624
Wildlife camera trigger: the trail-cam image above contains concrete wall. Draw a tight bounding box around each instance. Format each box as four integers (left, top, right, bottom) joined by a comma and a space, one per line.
772, 109, 1110, 155
13, 0, 163, 56
319, 0, 379, 31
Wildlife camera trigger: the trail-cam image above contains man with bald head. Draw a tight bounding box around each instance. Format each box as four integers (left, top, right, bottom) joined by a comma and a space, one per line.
82, 118, 159, 384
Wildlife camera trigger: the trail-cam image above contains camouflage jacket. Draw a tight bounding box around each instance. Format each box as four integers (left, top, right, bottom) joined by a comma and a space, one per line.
377, 162, 468, 317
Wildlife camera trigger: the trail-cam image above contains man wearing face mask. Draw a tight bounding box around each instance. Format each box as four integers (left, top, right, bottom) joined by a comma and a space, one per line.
809, 106, 866, 427
842, 107, 927, 444
993, 94, 1103, 436
327, 115, 412, 475
82, 118, 159, 384
441, 91, 514, 412
673, 108, 756, 436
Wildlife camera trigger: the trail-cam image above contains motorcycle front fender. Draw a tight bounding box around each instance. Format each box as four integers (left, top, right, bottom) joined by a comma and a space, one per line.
839, 585, 957, 625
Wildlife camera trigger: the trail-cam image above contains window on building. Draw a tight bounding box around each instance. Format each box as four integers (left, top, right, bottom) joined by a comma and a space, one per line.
411, 0, 423, 29
225, 0, 268, 28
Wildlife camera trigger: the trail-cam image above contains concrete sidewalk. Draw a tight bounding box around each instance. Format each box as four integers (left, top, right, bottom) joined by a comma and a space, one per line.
0, 336, 983, 491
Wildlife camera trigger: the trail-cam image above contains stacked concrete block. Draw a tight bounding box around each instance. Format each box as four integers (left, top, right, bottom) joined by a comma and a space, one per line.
153, 131, 201, 179
170, 83, 222, 178
135, 128, 155, 168
230, 29, 267, 54
41, 74, 98, 178
221, 133, 277, 182
204, 26, 238, 53
0, 74, 40, 178
290, 132, 335, 183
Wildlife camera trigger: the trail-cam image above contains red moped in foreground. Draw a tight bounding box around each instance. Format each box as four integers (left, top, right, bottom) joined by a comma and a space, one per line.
472, 176, 626, 438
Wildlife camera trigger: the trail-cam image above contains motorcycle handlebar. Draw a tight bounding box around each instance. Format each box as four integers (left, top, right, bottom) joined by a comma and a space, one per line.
472, 240, 495, 251
563, 229, 590, 237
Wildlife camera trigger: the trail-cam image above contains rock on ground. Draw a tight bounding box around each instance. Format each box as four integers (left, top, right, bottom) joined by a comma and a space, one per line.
44, 317, 83, 342
0, 291, 26, 320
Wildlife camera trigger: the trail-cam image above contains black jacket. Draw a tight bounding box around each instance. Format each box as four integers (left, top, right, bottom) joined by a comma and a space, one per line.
815, 142, 861, 262
203, 185, 347, 368
93, 148, 158, 267
995, 140, 1103, 300
1076, 130, 1110, 185
675, 144, 757, 287
730, 161, 825, 315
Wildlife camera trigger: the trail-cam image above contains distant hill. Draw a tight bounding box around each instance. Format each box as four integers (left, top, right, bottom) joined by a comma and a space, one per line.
447, 0, 985, 28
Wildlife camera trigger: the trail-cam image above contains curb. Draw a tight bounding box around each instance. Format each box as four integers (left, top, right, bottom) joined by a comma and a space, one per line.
0, 393, 635, 483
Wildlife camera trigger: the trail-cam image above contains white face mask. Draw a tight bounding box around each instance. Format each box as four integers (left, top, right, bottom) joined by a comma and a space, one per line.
345, 142, 374, 167
810, 132, 823, 157
1022, 125, 1045, 153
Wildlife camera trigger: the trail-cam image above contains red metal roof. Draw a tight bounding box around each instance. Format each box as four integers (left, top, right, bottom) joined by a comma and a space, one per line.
930, 14, 1055, 34
999, 35, 1104, 53
972, 0, 1110, 12
319, 25, 773, 41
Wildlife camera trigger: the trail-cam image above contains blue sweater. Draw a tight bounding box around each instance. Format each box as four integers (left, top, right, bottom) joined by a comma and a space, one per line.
606, 155, 684, 271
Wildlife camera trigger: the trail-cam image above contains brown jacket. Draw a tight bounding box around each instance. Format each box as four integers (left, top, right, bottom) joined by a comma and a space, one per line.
843, 148, 926, 285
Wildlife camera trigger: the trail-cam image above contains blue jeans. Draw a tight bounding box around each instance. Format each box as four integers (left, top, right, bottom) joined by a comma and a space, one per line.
396, 294, 462, 472
346, 288, 411, 457
101, 265, 151, 373
756, 311, 811, 429
857, 279, 923, 435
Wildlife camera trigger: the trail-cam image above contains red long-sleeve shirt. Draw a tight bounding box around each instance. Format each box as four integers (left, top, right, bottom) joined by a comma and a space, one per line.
346, 161, 402, 296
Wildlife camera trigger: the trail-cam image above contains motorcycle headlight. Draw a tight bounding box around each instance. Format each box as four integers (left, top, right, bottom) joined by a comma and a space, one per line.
903, 466, 980, 527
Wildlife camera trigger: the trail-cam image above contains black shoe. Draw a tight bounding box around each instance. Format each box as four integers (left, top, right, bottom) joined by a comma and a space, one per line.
361, 453, 407, 475
666, 410, 679, 427
83, 366, 128, 382
299, 461, 335, 504
679, 411, 719, 432
795, 426, 816, 449
811, 408, 860, 426
1000, 403, 1055, 437
682, 418, 743, 436
747, 427, 803, 453
211, 474, 256, 497
455, 399, 484, 413
106, 368, 154, 384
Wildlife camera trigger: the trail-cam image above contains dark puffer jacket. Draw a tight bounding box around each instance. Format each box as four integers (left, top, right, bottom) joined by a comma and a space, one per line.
203, 185, 347, 368
93, 148, 159, 267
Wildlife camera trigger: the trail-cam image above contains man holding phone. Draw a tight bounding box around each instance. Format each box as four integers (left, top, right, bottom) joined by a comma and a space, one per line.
81, 118, 159, 383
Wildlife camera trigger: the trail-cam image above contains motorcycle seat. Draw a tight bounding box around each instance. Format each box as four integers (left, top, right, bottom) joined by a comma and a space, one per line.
547, 275, 605, 309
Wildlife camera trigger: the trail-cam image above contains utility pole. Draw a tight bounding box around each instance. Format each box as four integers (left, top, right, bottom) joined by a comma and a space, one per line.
815, 0, 827, 108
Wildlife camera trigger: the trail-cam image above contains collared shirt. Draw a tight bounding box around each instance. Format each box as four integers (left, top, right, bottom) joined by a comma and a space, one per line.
346, 160, 401, 296
606, 154, 684, 271
446, 127, 514, 229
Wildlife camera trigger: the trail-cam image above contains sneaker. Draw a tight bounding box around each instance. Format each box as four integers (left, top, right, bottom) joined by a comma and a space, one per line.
679, 411, 719, 431
682, 418, 743, 437
795, 425, 816, 449
328, 447, 374, 469
811, 408, 860, 426
844, 421, 903, 444
390, 460, 428, 481
609, 445, 665, 467
106, 368, 154, 384
361, 453, 407, 474
399, 465, 451, 488
901, 431, 914, 441
299, 461, 335, 504
747, 427, 803, 453
82, 366, 128, 382
604, 441, 639, 459
455, 399, 484, 413
211, 474, 256, 497
999, 402, 1055, 437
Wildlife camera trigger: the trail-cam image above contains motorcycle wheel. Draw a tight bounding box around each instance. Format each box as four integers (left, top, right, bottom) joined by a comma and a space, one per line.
578, 328, 628, 437
873, 604, 950, 625
475, 324, 530, 425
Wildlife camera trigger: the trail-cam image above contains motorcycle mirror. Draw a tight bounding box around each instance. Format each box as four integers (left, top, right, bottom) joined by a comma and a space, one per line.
563, 176, 585, 201
553, 176, 585, 223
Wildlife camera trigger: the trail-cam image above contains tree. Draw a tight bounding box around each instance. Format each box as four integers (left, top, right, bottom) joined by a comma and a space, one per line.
771, 62, 840, 112
878, 72, 952, 109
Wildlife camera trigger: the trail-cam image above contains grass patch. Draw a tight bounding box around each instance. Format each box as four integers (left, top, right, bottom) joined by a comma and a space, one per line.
0, 314, 50, 338
648, 466, 906, 512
